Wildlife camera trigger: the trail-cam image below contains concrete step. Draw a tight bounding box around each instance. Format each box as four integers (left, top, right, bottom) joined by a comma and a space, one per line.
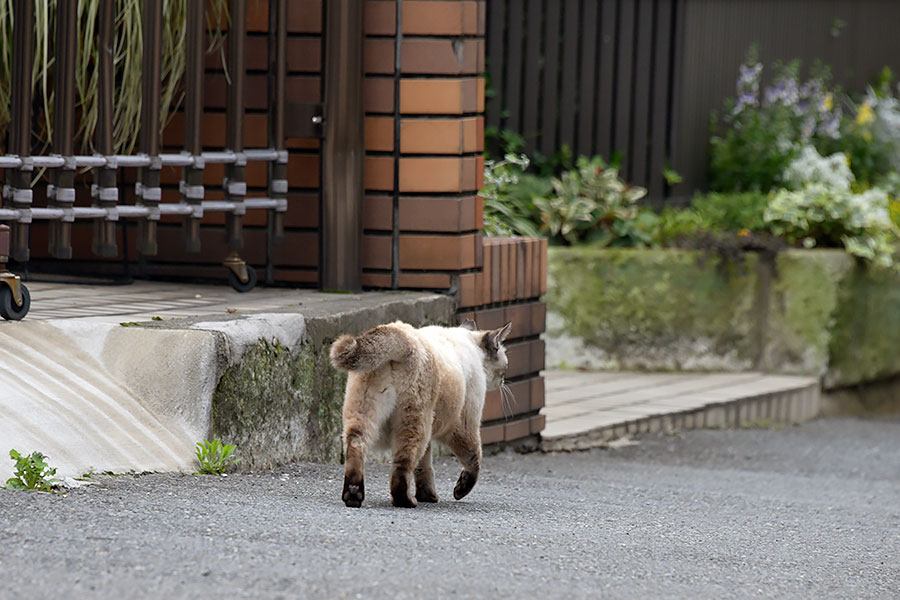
0, 281, 454, 480
541, 369, 820, 452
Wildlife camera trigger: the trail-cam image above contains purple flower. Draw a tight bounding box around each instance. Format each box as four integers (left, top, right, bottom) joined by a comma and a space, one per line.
733, 92, 759, 116
738, 63, 763, 88
800, 115, 816, 141
817, 109, 842, 139
764, 77, 800, 107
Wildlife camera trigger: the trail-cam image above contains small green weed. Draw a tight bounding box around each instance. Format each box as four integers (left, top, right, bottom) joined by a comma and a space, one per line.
5, 449, 59, 492
195, 439, 241, 475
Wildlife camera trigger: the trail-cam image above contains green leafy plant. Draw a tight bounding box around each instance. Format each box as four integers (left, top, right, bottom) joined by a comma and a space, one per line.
764, 184, 899, 267
662, 166, 683, 186
690, 191, 770, 233
5, 449, 59, 492
480, 153, 546, 237
195, 439, 240, 475
534, 156, 647, 245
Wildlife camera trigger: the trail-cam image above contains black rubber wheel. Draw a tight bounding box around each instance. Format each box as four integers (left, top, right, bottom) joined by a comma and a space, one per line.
0, 283, 30, 321
227, 265, 257, 293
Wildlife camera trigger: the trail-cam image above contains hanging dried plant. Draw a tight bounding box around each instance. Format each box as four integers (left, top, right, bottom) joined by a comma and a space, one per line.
0, 0, 229, 155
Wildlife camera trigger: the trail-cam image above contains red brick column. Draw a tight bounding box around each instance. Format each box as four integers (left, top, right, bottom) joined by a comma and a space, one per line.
361, 1, 546, 447
361, 1, 485, 290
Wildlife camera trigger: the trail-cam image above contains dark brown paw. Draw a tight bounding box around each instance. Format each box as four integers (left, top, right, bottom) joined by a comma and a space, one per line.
415, 488, 440, 503
391, 493, 418, 508
453, 470, 477, 500
342, 476, 364, 508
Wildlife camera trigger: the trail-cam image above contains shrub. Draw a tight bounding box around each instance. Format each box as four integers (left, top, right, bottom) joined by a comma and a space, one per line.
709, 49, 842, 192
764, 184, 899, 267
534, 156, 647, 245
690, 192, 770, 233
480, 153, 546, 238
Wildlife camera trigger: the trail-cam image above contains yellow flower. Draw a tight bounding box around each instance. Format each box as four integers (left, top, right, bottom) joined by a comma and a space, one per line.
856, 102, 874, 125
824, 93, 833, 111
738, 228, 751, 238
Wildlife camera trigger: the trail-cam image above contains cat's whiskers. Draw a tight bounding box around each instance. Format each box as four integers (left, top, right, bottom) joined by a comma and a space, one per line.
499, 380, 516, 420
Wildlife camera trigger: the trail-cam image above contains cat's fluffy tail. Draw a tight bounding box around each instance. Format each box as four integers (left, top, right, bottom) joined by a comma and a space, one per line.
330, 324, 412, 372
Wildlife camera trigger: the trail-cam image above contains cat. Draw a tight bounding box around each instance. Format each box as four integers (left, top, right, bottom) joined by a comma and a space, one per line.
330, 319, 512, 508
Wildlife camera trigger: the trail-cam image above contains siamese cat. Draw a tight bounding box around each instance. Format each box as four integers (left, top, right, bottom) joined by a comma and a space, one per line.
330, 319, 512, 508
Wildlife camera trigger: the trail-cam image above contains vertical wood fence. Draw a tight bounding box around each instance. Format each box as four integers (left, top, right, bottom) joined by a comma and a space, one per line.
487, 0, 678, 200
487, 0, 900, 200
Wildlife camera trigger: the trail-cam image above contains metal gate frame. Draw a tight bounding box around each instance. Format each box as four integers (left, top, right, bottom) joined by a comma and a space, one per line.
0, 0, 292, 318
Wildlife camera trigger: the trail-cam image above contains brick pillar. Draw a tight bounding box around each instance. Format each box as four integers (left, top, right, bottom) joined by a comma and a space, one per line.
361, 1, 546, 447
361, 0, 483, 289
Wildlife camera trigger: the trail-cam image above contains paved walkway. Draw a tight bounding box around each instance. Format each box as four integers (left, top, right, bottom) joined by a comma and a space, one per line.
3, 418, 898, 598
541, 369, 820, 450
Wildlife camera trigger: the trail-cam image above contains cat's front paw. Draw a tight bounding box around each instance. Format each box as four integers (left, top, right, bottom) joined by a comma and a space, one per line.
342, 476, 364, 508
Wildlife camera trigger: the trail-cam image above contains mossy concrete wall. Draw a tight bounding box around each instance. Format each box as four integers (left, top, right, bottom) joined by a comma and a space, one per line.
202, 293, 456, 470
546, 247, 900, 388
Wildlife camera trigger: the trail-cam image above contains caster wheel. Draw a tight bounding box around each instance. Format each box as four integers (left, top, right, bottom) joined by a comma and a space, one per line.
227, 265, 257, 293
0, 283, 30, 321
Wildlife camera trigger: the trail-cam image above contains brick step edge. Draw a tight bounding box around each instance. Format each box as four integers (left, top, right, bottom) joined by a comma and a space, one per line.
540, 382, 821, 453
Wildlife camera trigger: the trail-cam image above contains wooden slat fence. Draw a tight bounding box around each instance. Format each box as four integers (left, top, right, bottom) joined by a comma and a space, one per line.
487, 0, 679, 200
487, 0, 900, 201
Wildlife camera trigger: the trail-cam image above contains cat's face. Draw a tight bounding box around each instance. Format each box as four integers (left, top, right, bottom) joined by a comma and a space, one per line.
478, 322, 512, 391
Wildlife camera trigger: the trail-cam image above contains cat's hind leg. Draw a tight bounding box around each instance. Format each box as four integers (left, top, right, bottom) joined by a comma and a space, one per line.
342, 374, 395, 508
390, 408, 432, 508
414, 441, 439, 503
445, 423, 482, 500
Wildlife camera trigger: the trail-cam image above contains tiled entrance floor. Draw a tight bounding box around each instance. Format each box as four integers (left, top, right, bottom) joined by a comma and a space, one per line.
10, 279, 310, 322
541, 369, 820, 451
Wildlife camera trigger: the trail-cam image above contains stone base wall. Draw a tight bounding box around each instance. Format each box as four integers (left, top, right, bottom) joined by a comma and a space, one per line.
546, 247, 900, 389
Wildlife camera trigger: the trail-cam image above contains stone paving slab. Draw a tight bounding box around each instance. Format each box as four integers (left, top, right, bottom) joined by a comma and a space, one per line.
541, 369, 821, 451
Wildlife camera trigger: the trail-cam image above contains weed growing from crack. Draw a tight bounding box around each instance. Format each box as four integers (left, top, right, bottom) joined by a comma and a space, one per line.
5, 449, 59, 492
195, 439, 241, 475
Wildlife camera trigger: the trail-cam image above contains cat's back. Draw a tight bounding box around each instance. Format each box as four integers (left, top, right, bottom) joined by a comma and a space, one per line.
417, 325, 479, 373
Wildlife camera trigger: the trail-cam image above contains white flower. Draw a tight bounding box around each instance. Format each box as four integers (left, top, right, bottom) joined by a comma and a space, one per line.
782, 145, 853, 192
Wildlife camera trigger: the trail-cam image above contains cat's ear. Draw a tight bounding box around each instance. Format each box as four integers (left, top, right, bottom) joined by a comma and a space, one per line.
460, 318, 477, 331
496, 321, 512, 343
483, 321, 513, 354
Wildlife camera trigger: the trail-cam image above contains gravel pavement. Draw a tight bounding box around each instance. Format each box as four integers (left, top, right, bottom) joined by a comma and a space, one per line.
1, 417, 898, 599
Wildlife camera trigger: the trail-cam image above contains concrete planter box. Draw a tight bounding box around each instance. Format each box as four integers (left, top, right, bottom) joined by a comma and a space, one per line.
545, 247, 900, 389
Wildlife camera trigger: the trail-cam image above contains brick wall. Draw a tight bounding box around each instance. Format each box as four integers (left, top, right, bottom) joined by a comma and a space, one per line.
458, 237, 548, 446
360, 0, 486, 291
